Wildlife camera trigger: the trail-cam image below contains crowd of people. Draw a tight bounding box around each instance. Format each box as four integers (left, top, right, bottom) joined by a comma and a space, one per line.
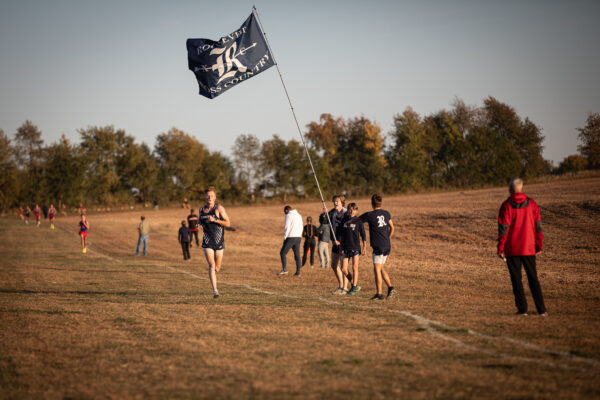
15, 179, 548, 314
278, 193, 395, 300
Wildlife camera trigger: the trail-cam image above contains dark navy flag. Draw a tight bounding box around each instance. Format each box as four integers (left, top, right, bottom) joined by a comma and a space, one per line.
187, 13, 275, 99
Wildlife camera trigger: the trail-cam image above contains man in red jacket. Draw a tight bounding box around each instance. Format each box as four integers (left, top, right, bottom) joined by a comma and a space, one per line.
498, 178, 548, 316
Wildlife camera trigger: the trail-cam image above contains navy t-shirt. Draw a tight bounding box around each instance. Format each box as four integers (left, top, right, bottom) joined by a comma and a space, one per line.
359, 209, 392, 255
337, 213, 366, 253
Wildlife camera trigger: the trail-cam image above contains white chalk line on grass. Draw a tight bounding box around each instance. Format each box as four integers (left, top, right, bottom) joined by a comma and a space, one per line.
165, 266, 598, 371
44, 226, 599, 371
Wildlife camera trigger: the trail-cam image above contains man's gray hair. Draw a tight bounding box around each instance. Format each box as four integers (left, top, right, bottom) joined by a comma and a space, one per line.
509, 178, 523, 191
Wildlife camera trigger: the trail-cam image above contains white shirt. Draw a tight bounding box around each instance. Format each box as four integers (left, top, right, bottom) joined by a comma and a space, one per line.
283, 209, 303, 239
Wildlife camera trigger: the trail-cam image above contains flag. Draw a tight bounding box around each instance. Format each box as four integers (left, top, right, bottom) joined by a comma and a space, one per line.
186, 13, 275, 99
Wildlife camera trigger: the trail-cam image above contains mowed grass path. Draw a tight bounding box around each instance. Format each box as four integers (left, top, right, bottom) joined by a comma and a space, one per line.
1, 178, 600, 399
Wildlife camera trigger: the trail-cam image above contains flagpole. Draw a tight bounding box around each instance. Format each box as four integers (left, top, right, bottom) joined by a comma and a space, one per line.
252, 5, 338, 244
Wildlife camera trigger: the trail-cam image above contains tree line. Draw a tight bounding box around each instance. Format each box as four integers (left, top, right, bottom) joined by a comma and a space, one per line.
1, 97, 598, 211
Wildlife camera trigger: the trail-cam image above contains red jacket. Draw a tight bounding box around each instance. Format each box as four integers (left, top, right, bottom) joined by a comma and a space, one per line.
497, 193, 543, 256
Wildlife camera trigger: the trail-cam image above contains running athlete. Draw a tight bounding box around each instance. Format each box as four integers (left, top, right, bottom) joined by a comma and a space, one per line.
199, 186, 230, 298
187, 209, 200, 247
79, 214, 90, 253
19, 206, 24, 221
34, 204, 41, 227
48, 204, 56, 229
337, 203, 366, 295
24, 206, 31, 224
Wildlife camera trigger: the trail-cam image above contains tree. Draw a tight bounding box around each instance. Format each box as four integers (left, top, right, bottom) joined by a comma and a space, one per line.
13, 120, 43, 168
557, 155, 588, 174
0, 129, 19, 210
13, 120, 44, 202
154, 128, 209, 201
338, 116, 386, 195
43, 135, 84, 206
232, 134, 261, 196
259, 134, 311, 200
577, 112, 600, 169
385, 107, 430, 191
305, 114, 346, 192
78, 126, 132, 204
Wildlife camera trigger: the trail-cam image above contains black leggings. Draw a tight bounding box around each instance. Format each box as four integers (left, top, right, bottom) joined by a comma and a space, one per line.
181, 242, 190, 260
302, 238, 316, 266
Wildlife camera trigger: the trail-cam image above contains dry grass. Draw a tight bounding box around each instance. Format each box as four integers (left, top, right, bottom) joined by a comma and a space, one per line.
1, 177, 600, 399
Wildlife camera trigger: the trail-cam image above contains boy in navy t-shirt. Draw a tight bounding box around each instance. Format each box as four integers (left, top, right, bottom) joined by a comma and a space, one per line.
336, 203, 366, 295
351, 194, 396, 300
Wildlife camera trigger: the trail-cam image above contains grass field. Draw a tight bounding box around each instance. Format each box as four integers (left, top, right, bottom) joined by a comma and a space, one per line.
1, 177, 599, 399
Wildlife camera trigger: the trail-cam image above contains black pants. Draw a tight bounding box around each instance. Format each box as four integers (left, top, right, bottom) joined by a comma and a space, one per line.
280, 237, 301, 273
506, 255, 547, 314
181, 242, 190, 260
302, 238, 316, 266
190, 230, 199, 247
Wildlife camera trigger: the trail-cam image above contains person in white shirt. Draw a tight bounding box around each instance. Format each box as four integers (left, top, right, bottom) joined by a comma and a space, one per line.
278, 205, 303, 276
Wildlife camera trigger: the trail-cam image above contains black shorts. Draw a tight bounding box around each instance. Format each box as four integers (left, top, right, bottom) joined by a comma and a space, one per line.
331, 244, 342, 255
343, 249, 361, 258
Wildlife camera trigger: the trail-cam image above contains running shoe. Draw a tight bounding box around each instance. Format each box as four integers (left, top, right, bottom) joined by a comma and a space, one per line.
539, 312, 548, 317
347, 286, 357, 295
277, 270, 289, 276
332, 288, 346, 295
213, 291, 219, 298
82, 248, 87, 254
370, 294, 385, 300
515, 311, 528, 316
386, 287, 396, 299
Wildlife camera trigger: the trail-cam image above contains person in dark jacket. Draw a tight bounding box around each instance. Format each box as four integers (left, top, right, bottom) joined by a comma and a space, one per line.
325, 194, 348, 294
178, 220, 191, 260
498, 178, 547, 316
302, 216, 317, 267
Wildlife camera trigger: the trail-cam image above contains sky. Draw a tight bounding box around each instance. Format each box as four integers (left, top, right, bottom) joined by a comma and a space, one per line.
1, 0, 599, 165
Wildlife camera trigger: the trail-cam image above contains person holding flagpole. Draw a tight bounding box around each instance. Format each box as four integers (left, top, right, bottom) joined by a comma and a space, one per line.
327, 194, 349, 295
199, 186, 230, 298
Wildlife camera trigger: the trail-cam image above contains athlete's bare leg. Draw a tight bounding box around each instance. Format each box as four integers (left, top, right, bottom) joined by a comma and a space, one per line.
351, 255, 359, 286
374, 263, 384, 295
330, 252, 347, 290
204, 248, 223, 296
381, 266, 392, 288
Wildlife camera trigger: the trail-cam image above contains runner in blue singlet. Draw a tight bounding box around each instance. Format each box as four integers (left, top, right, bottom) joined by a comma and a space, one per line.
199, 186, 231, 298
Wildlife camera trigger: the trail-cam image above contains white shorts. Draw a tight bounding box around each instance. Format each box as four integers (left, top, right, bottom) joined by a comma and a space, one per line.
372, 254, 388, 265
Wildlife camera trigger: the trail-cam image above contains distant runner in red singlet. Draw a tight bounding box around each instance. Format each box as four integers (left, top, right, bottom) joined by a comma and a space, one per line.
79, 214, 89, 254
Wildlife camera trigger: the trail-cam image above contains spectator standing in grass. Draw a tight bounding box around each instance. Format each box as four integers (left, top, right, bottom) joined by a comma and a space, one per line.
337, 203, 366, 295
327, 194, 348, 295
187, 209, 200, 247
278, 205, 303, 276
317, 212, 331, 269
135, 216, 149, 256
302, 216, 317, 268
497, 178, 547, 316
178, 220, 191, 261
199, 186, 231, 298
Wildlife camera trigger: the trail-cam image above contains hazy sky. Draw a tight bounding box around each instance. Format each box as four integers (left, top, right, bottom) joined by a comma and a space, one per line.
1, 0, 599, 165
